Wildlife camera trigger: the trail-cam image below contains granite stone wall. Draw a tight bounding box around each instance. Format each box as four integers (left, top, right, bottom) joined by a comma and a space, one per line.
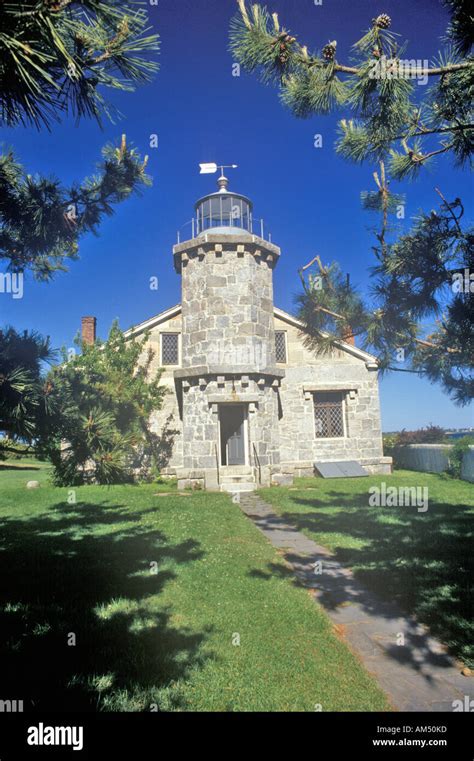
274, 315, 389, 475
140, 307, 390, 480
133, 227, 390, 484
140, 311, 183, 472
178, 375, 281, 471
172, 234, 283, 482
177, 236, 278, 373
277, 365, 387, 474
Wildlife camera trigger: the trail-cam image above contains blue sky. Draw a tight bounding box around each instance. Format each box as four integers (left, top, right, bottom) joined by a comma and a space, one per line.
1, 0, 472, 431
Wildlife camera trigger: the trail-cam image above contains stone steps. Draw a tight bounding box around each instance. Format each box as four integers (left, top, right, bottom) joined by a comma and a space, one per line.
219, 481, 256, 493
220, 466, 254, 476
218, 465, 257, 492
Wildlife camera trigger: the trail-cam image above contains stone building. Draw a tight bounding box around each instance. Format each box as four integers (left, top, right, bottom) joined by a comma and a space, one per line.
123, 175, 391, 491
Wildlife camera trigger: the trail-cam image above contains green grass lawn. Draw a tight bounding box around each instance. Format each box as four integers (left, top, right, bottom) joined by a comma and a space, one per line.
260, 470, 474, 668
0, 460, 390, 712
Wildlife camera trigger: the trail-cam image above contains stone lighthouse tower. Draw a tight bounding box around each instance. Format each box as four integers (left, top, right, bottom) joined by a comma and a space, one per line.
172, 172, 284, 491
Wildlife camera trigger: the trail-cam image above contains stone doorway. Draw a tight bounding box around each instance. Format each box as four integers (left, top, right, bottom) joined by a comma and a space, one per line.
219, 404, 247, 466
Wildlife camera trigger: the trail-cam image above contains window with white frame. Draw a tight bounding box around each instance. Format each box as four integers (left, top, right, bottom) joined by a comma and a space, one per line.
161, 333, 180, 365
313, 391, 345, 438
275, 331, 287, 363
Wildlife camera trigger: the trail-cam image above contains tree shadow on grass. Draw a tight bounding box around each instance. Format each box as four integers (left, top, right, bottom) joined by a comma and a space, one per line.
281, 491, 474, 667
0, 500, 210, 711
0, 464, 42, 471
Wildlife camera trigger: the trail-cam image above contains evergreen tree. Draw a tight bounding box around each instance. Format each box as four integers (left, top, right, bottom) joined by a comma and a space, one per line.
0, 326, 56, 444
230, 1, 473, 175
230, 1, 473, 404
0, 1, 159, 279
297, 181, 473, 404
1, 134, 151, 279
0, 0, 159, 129
0, 2, 160, 457
38, 322, 166, 485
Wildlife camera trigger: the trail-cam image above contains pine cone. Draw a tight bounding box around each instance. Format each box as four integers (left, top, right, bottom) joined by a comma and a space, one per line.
273, 33, 295, 46
374, 14, 391, 29
273, 32, 295, 64
322, 41, 337, 61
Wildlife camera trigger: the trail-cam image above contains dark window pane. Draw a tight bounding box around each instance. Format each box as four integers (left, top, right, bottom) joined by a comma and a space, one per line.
230, 196, 242, 224
221, 195, 232, 226
210, 197, 222, 227
275, 331, 287, 363
201, 200, 211, 230
242, 201, 249, 230
161, 333, 179, 365
314, 392, 344, 438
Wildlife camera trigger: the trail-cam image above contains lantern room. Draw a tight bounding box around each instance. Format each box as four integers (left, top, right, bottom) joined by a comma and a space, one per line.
194, 173, 253, 236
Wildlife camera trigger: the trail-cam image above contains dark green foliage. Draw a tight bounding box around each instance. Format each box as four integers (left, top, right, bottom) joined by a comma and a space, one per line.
0, 135, 151, 279
0, 326, 56, 440
0, 4, 160, 478
230, 2, 473, 173
230, 3, 473, 405
343, 59, 414, 163
281, 64, 349, 117
395, 426, 448, 445
297, 191, 473, 405
0, 0, 160, 129
376, 199, 474, 404
229, 2, 299, 84
295, 260, 368, 355
0, 325, 147, 482
443, 0, 474, 55
39, 322, 165, 485
448, 435, 474, 478
0, 440, 33, 460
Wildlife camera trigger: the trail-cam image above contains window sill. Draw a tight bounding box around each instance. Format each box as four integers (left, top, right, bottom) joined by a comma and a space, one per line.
315, 437, 347, 441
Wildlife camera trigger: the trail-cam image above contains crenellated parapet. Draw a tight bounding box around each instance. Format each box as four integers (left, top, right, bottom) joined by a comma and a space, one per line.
173, 234, 280, 274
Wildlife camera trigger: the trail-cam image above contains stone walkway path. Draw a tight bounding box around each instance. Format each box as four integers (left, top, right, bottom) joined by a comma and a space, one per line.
239, 492, 473, 712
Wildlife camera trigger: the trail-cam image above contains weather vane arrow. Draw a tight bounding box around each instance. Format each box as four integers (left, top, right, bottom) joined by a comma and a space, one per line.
199, 162, 238, 176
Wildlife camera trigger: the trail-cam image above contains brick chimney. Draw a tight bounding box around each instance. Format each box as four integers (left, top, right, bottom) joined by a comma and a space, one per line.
81, 316, 96, 346
342, 325, 355, 346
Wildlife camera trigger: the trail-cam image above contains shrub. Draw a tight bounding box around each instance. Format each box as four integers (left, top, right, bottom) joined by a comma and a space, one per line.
384, 426, 448, 461
382, 432, 398, 457
395, 425, 448, 446
447, 436, 474, 479
40, 323, 165, 486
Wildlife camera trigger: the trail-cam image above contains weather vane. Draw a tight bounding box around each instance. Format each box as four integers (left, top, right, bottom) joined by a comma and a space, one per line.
199, 163, 238, 176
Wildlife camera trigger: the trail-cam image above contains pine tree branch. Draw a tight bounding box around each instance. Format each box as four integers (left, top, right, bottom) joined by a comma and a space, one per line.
413, 144, 455, 163
0, 1, 160, 128
302, 287, 461, 353
409, 62, 471, 76
398, 123, 474, 139
385, 366, 425, 374
298, 56, 471, 78
434, 187, 464, 233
